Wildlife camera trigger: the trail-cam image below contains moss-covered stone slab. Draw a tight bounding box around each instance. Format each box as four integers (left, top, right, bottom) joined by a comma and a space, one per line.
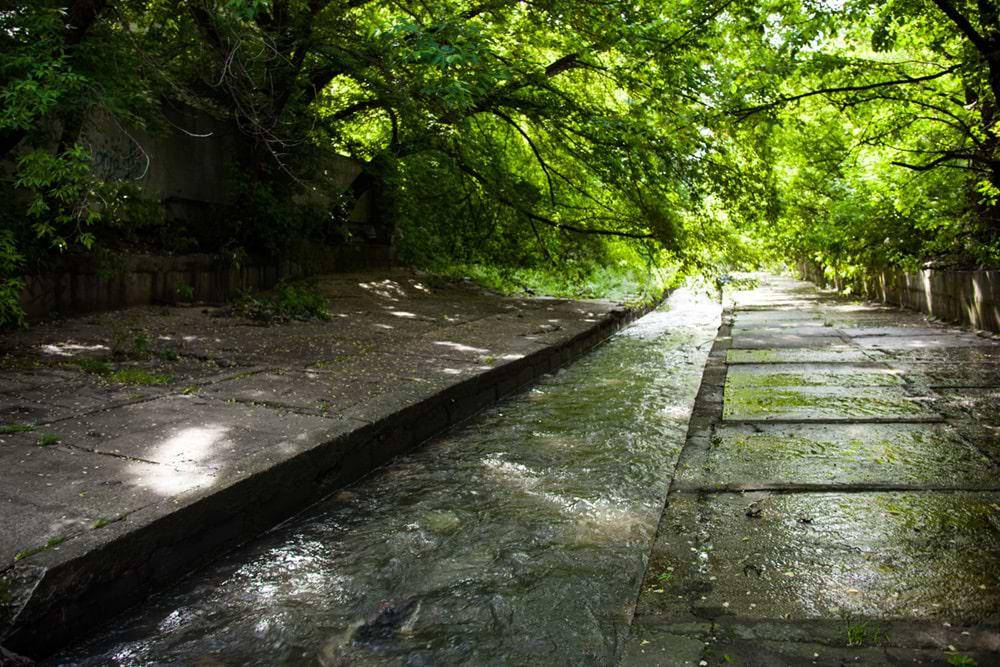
730, 325, 837, 339
654, 491, 1000, 623
725, 364, 903, 389
733, 310, 825, 322
730, 334, 848, 349
723, 385, 939, 421
853, 334, 999, 349
688, 423, 995, 488
726, 348, 882, 364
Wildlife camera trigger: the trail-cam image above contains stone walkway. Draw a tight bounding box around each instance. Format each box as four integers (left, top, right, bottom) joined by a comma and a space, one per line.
0, 269, 643, 659
624, 275, 1000, 666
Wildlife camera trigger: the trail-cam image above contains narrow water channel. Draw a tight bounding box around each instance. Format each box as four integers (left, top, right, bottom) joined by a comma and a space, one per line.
56, 288, 721, 667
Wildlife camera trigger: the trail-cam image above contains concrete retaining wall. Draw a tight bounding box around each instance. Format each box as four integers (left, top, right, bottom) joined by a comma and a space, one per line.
10, 104, 393, 320
20, 245, 393, 320
798, 261, 1000, 334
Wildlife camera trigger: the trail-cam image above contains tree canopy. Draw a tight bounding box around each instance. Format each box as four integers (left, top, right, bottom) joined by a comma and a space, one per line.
0, 0, 997, 321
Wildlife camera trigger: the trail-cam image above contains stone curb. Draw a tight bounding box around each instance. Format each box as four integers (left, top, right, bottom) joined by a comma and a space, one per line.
1, 296, 665, 660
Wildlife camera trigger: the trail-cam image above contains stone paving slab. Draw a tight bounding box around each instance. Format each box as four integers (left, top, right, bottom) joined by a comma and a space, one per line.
729, 334, 849, 349
853, 334, 998, 349
0, 269, 652, 659
39, 395, 351, 470
726, 348, 883, 364
650, 490, 1000, 623
676, 423, 997, 490
934, 388, 1000, 424
729, 324, 836, 337
0, 442, 188, 566
728, 310, 824, 322
725, 363, 904, 388
722, 385, 940, 421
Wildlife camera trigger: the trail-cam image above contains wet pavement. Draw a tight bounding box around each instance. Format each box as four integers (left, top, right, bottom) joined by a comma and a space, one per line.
626, 275, 1000, 666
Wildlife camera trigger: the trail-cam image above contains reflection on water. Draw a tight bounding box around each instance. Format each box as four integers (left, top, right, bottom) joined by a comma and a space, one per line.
56, 289, 720, 667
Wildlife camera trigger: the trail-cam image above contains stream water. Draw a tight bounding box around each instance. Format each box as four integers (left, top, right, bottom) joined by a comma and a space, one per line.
56, 288, 721, 667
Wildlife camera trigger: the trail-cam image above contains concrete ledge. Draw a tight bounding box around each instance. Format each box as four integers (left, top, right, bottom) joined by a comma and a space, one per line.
0, 274, 661, 659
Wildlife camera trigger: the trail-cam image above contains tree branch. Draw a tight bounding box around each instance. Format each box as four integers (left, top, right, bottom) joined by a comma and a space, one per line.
490, 110, 557, 206
731, 65, 960, 119
928, 0, 992, 57
451, 152, 654, 240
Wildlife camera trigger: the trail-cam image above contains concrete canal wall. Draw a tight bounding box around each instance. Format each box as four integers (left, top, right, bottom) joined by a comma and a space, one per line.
798, 261, 1000, 334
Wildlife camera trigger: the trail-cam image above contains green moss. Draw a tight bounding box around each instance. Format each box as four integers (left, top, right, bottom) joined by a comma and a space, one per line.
844, 621, 887, 647
181, 384, 200, 395
726, 371, 900, 388
69, 356, 112, 375
36, 434, 60, 446
0, 423, 34, 434
723, 385, 930, 419
107, 369, 174, 385
91, 515, 125, 529
13, 535, 66, 562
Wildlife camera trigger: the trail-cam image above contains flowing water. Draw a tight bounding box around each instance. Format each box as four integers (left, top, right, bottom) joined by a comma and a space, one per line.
55, 288, 721, 667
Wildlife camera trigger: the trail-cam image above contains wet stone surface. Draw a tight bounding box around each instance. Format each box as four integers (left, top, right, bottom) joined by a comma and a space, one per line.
679, 423, 997, 489
726, 348, 882, 364
723, 385, 940, 421
659, 490, 1000, 622
628, 274, 1000, 667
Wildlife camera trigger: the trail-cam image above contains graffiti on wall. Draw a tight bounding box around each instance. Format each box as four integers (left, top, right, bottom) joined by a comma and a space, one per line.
83, 114, 151, 182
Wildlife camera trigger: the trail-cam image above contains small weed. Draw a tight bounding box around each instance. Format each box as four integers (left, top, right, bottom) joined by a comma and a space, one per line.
176, 283, 195, 302
948, 656, 977, 667
157, 348, 179, 362
70, 356, 112, 376
227, 281, 331, 324
36, 434, 60, 446
107, 369, 173, 385
110, 319, 151, 360
0, 423, 34, 435
845, 621, 886, 647
131, 330, 150, 359
481, 354, 496, 365
181, 384, 200, 395
91, 516, 122, 530
656, 571, 673, 584
14, 536, 66, 562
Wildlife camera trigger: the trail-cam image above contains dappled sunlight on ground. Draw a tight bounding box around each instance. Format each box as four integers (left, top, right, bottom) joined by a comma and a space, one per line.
143, 425, 228, 495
